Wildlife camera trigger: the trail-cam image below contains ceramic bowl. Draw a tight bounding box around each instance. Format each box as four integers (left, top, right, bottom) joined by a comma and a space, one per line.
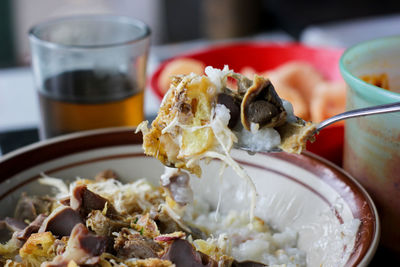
0, 127, 379, 266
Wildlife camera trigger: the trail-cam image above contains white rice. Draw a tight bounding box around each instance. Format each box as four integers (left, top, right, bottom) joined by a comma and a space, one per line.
282, 99, 298, 123
189, 209, 306, 267
234, 126, 281, 152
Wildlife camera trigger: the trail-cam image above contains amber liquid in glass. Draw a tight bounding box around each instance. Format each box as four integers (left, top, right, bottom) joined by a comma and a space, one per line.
38, 70, 144, 138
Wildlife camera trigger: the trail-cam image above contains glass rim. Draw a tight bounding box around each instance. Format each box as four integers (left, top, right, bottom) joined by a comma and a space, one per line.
28, 14, 151, 50
339, 35, 400, 101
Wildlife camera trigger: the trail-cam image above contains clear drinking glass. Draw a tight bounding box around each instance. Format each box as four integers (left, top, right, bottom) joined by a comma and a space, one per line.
29, 15, 150, 139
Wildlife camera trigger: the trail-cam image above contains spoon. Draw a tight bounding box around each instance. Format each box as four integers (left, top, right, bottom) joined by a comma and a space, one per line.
235, 102, 400, 153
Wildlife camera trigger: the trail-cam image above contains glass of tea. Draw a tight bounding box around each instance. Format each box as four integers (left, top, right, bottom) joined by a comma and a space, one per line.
29, 15, 150, 139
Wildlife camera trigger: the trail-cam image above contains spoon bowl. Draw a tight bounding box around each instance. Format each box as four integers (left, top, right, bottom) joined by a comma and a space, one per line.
234, 102, 400, 153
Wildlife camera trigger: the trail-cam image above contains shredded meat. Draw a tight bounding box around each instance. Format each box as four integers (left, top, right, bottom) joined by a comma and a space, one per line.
151, 207, 206, 240
52, 237, 68, 256
86, 210, 128, 237
114, 228, 162, 259
151, 208, 183, 234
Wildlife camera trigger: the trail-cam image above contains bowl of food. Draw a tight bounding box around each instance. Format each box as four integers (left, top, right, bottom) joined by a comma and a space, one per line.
0, 126, 379, 266
150, 42, 346, 165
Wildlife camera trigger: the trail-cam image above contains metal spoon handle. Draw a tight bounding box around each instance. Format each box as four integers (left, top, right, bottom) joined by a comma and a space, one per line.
317, 102, 400, 131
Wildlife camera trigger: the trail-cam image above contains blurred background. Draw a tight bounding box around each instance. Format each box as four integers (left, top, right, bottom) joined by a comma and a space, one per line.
1, 0, 400, 154
2, 0, 400, 67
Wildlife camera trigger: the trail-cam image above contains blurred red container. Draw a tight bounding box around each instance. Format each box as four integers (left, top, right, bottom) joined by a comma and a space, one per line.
150, 42, 344, 166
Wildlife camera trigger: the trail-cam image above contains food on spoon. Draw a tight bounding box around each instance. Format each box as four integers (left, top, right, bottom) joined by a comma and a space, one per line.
0, 172, 306, 267
139, 66, 316, 177
158, 59, 346, 123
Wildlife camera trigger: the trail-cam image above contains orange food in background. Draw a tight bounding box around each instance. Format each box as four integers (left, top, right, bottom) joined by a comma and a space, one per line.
158, 58, 205, 94
310, 81, 346, 123
360, 73, 390, 90
242, 62, 346, 123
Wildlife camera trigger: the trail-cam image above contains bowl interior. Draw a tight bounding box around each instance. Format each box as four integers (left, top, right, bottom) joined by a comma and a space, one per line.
0, 128, 378, 267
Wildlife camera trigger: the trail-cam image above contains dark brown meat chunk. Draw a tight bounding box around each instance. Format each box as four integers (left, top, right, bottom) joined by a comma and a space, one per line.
39, 206, 83, 237
114, 228, 162, 259
247, 100, 279, 126
70, 185, 118, 218
161, 239, 217, 267
15, 214, 47, 241
241, 76, 286, 130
